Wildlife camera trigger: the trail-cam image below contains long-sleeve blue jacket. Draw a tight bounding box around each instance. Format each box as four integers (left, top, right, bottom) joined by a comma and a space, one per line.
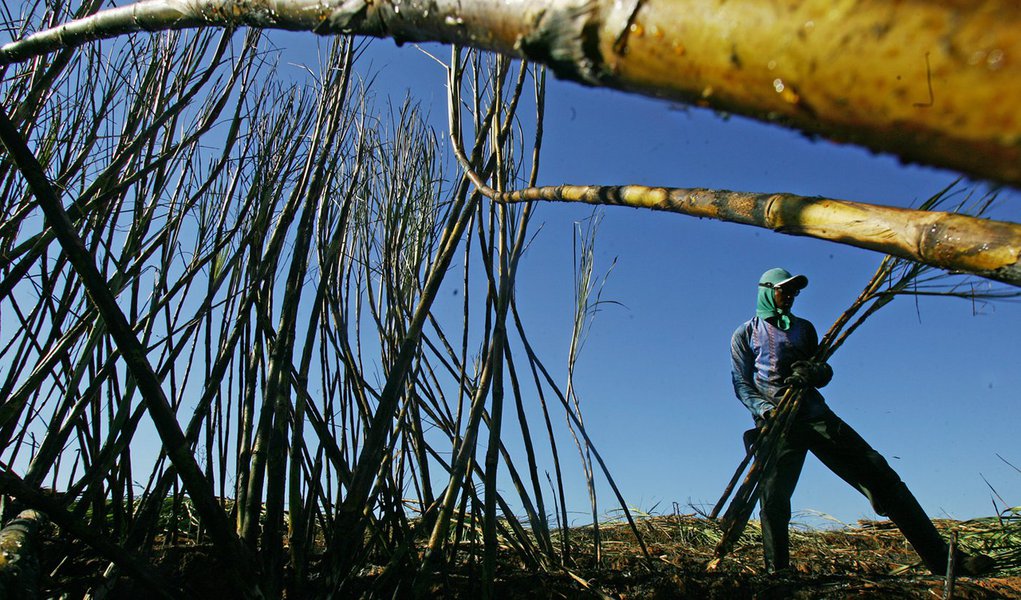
730, 315, 830, 422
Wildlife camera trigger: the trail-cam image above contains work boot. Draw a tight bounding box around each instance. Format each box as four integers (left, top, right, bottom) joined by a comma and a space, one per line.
957, 552, 996, 577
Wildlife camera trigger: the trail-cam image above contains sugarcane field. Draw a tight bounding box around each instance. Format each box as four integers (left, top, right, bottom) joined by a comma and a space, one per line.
2, 0, 1021, 598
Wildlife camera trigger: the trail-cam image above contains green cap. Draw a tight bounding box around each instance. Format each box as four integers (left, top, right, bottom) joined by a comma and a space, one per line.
758, 267, 808, 290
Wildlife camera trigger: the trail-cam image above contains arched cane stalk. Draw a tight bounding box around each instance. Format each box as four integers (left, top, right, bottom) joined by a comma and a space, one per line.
487, 185, 1021, 288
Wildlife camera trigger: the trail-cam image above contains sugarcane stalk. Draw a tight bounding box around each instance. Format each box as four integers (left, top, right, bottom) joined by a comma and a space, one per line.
0, 105, 264, 598
490, 184, 1021, 288
3, 0, 1020, 187
0, 510, 46, 600
0, 472, 182, 599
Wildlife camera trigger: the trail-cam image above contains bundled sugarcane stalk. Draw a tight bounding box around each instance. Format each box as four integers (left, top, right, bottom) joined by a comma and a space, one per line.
706, 184, 1015, 568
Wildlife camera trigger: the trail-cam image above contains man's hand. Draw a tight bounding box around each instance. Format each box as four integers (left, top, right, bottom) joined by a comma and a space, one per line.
785, 360, 833, 389
783, 368, 811, 389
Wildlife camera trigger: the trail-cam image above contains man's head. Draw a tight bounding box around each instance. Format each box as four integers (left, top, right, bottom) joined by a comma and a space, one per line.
757, 268, 808, 313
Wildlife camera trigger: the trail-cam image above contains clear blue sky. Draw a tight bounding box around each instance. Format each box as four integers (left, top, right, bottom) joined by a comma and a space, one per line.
319, 36, 1021, 527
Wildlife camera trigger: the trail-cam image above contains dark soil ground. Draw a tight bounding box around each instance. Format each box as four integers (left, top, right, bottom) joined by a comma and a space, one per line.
34, 514, 1021, 598
543, 516, 1021, 599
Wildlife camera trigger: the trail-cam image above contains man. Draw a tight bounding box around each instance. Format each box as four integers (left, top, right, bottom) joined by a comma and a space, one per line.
730, 267, 993, 577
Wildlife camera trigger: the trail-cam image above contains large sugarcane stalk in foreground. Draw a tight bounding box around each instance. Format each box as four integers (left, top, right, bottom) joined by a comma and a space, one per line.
1, 0, 1020, 187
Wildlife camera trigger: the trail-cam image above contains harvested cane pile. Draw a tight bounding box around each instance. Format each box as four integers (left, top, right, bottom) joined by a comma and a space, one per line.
564, 512, 1021, 599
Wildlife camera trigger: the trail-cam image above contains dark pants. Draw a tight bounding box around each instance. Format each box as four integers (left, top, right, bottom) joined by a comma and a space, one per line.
753, 410, 951, 575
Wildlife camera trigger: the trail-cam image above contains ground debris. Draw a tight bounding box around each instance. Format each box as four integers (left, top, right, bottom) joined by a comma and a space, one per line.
532, 514, 1021, 599
33, 512, 1021, 598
